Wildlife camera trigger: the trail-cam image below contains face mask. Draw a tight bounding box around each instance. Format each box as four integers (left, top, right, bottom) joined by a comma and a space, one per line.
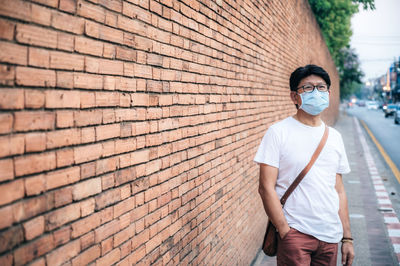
299, 89, 329, 115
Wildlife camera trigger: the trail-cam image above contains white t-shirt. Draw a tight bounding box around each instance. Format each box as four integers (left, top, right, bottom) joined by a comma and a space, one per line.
254, 116, 350, 243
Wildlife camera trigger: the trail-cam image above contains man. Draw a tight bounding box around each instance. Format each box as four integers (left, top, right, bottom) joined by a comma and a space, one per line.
254, 65, 355, 265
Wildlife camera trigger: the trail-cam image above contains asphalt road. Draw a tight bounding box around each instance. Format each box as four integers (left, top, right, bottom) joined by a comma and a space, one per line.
346, 105, 400, 172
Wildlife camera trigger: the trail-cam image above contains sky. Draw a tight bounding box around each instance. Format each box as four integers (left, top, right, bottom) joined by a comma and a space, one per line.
350, 0, 400, 81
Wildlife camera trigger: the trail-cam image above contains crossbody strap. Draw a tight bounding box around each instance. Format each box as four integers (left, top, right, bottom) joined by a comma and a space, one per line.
280, 125, 329, 206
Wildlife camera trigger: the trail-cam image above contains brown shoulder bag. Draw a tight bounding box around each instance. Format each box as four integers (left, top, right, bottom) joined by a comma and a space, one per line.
262, 126, 329, 256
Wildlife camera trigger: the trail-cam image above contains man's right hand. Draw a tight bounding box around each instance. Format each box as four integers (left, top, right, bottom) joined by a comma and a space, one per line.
278, 225, 291, 239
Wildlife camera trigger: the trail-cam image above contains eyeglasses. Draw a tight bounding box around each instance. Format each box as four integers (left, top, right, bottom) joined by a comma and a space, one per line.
297, 84, 329, 94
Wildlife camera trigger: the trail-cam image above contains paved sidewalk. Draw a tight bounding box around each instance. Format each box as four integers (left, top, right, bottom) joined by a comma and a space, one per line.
252, 111, 399, 266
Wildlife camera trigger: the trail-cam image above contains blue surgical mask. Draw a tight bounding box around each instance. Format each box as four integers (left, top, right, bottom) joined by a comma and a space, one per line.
299, 90, 329, 115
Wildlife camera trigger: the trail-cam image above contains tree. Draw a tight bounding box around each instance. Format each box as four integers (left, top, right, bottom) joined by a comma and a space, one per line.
308, 0, 375, 99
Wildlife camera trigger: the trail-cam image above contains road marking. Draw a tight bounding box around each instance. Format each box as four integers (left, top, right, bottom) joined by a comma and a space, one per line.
359, 120, 400, 184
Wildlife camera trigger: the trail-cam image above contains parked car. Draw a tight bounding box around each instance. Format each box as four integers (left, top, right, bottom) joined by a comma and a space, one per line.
384, 103, 397, 117
357, 100, 366, 107
366, 101, 379, 110
394, 104, 400, 124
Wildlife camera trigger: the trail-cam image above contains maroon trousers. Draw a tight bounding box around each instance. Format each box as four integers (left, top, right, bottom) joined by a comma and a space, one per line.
277, 228, 338, 266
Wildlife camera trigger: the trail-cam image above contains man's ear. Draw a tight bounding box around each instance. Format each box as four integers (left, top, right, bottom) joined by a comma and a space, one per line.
290, 91, 300, 109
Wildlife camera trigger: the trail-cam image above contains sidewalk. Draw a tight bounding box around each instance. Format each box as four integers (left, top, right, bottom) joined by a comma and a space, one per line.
252, 110, 399, 266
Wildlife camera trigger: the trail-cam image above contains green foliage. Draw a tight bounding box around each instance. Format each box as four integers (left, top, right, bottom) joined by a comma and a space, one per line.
308, 0, 375, 99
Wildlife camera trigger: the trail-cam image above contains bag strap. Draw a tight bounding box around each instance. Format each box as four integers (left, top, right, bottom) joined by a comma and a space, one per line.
280, 125, 329, 206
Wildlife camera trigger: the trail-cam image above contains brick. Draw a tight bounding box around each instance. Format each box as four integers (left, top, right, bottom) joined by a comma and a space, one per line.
71, 212, 100, 238
74, 143, 103, 164
0, 179, 24, 206
0, 225, 24, 253
25, 132, 46, 152
95, 219, 119, 243
57, 32, 74, 51
72, 177, 102, 200
16, 24, 57, 48
80, 231, 94, 250
96, 247, 120, 265
32, 0, 58, 8
95, 91, 120, 107
81, 127, 95, 144
28, 47, 50, 68
47, 128, 80, 149
96, 123, 120, 141
134, 63, 152, 79
45, 203, 80, 231
14, 111, 55, 131
0, 205, 13, 230
0, 89, 24, 109
56, 110, 74, 128
56, 71, 74, 88
75, 36, 103, 56
31, 3, 51, 25
77, 0, 105, 22
80, 197, 95, 216
0, 19, 15, 40
60, 0, 77, 13
95, 187, 120, 210
116, 46, 136, 61
50, 51, 85, 71
0, 0, 31, 22
0, 41, 28, 65
54, 186, 73, 207
45, 166, 80, 190
72, 244, 100, 266
0, 65, 14, 86
24, 89, 44, 109
46, 90, 80, 109
14, 234, 54, 265
16, 66, 56, 87
74, 110, 102, 126
0, 134, 24, 158
25, 174, 45, 196
14, 151, 56, 177
53, 226, 71, 246
0, 159, 13, 182
51, 11, 85, 34
23, 216, 45, 240
80, 91, 96, 109
46, 240, 80, 266
0, 253, 12, 266
56, 148, 74, 167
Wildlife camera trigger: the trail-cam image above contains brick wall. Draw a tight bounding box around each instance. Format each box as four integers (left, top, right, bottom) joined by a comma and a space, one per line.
0, 0, 339, 265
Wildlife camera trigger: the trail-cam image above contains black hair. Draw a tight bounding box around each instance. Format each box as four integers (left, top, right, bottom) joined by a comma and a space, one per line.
289, 64, 331, 91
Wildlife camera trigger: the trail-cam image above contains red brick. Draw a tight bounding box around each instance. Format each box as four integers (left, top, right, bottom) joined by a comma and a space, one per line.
95, 91, 120, 107
72, 177, 102, 200
0, 0, 31, 22
45, 203, 80, 231
31, 3, 51, 26
0, 41, 27, 65
0, 253, 12, 266
59, 0, 77, 13
81, 197, 95, 216
50, 50, 85, 71
95, 187, 120, 210
105, 10, 117, 27
95, 219, 119, 243
95, 123, 120, 141
81, 127, 95, 144
74, 143, 103, 164
23, 216, 45, 240
0, 89, 24, 109
74, 110, 102, 126
0, 65, 14, 86
0, 225, 24, 253
31, 0, 58, 8
56, 148, 74, 167
77, 0, 105, 22
54, 186, 73, 207
99, 24, 124, 44
113, 222, 134, 247
0, 158, 13, 182
53, 226, 71, 246
45, 88, 80, 108
28, 47, 49, 68
46, 239, 80, 266
51, 11, 85, 34
16, 66, 56, 87
14, 111, 55, 131
56, 71, 74, 88
0, 134, 24, 158
46, 128, 80, 149
75, 36, 103, 56
0, 179, 24, 206
96, 247, 120, 265
0, 205, 13, 230
16, 24, 57, 48
24, 89, 44, 109
113, 197, 135, 218
25, 132, 46, 152
14, 234, 54, 265
57, 32, 74, 51
80, 231, 94, 250
71, 212, 100, 238
80, 91, 96, 108
14, 151, 56, 177
45, 166, 80, 190
0, 18, 15, 40
25, 174, 45, 196
72, 244, 100, 266
56, 110, 74, 128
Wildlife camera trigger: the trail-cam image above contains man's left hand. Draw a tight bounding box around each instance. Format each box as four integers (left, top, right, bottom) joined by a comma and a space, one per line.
341, 242, 354, 265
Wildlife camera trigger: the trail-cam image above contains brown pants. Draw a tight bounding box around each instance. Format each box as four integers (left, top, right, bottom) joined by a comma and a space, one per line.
277, 228, 338, 266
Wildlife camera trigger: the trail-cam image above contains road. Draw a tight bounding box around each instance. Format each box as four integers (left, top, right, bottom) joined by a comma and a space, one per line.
346, 105, 400, 173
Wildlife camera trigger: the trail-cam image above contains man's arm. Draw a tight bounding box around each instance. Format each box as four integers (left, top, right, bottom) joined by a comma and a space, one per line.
258, 163, 290, 238
335, 173, 355, 265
